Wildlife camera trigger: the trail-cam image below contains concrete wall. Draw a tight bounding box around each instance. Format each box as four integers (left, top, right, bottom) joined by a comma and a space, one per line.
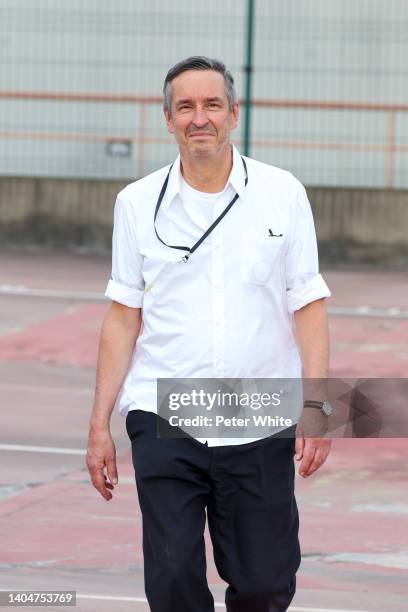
308, 187, 408, 266
0, 177, 126, 251
0, 177, 407, 266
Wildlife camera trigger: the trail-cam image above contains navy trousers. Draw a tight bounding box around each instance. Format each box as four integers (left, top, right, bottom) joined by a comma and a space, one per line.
126, 409, 301, 612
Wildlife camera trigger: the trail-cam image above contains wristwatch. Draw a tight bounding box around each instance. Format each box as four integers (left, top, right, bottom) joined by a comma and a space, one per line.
304, 400, 333, 416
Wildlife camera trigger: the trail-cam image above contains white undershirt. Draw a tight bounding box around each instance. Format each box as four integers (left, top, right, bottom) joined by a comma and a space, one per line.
179, 175, 228, 227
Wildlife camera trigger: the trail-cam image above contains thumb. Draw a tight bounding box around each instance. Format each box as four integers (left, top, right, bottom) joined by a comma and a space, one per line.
295, 435, 304, 461
106, 457, 118, 485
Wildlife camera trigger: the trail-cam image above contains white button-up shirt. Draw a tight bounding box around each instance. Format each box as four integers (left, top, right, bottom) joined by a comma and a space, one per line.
105, 145, 331, 446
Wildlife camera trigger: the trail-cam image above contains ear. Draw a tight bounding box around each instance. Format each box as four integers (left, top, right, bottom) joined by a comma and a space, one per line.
164, 109, 175, 134
230, 102, 239, 131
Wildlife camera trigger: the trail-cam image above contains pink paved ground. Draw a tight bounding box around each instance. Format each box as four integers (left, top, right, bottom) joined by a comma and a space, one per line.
0, 251, 407, 611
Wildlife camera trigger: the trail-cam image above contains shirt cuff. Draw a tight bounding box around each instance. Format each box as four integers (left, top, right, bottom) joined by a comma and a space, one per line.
286, 273, 331, 314
104, 279, 144, 308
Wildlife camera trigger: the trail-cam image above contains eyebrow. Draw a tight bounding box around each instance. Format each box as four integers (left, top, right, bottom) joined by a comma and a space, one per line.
175, 96, 225, 106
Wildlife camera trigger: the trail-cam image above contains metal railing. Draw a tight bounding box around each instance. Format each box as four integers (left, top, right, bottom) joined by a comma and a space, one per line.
1, 90, 407, 188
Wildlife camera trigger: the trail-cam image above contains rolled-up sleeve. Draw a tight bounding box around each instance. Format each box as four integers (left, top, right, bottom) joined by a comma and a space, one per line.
285, 179, 331, 314
104, 192, 145, 308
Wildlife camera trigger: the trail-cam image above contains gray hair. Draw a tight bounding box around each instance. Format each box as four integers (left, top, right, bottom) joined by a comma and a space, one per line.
163, 56, 237, 116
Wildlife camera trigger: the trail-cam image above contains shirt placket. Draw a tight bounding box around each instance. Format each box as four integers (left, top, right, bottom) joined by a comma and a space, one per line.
212, 219, 225, 378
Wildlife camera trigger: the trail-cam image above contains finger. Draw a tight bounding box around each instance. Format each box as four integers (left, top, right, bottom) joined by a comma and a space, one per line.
306, 448, 329, 476
92, 470, 112, 500
299, 444, 316, 477
103, 476, 114, 491
294, 425, 304, 460
106, 458, 118, 485
295, 436, 304, 461
302, 447, 328, 477
302, 442, 332, 476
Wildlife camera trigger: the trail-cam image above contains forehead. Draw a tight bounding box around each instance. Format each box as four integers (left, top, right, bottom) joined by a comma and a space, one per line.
170, 70, 227, 101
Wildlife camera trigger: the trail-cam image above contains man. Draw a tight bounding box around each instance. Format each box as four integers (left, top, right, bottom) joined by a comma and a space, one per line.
86, 56, 332, 612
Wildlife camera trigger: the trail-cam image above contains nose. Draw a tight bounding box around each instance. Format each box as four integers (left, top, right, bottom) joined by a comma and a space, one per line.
191, 107, 209, 128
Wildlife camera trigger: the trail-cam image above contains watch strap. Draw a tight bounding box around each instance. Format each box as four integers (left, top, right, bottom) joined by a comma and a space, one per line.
304, 400, 325, 409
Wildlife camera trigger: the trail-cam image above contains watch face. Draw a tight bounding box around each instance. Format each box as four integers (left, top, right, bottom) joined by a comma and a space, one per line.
322, 401, 333, 416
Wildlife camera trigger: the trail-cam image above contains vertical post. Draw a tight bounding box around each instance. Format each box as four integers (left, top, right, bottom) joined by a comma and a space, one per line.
138, 102, 146, 178
386, 111, 395, 190
243, 0, 255, 156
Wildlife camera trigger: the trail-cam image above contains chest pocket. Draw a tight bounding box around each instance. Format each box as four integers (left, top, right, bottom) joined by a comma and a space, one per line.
243, 234, 286, 286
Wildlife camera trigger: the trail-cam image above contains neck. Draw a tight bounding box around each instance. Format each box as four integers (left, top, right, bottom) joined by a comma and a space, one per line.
180, 145, 233, 192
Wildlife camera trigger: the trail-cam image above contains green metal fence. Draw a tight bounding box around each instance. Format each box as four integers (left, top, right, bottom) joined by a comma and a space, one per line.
1, 0, 407, 188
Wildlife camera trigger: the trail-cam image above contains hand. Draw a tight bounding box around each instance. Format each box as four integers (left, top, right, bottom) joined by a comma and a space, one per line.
294, 421, 332, 478
86, 426, 118, 501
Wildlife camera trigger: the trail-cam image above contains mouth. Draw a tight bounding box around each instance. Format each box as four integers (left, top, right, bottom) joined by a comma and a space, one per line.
188, 133, 214, 137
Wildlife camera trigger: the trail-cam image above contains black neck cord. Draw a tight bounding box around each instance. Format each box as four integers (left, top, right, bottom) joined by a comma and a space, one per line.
153, 156, 248, 262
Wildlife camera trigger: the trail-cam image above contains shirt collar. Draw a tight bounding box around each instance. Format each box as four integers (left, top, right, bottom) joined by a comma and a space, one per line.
161, 144, 246, 212
229, 144, 247, 201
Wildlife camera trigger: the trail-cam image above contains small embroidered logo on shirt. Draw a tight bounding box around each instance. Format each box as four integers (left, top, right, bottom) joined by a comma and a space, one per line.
268, 228, 283, 237
144, 283, 155, 294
